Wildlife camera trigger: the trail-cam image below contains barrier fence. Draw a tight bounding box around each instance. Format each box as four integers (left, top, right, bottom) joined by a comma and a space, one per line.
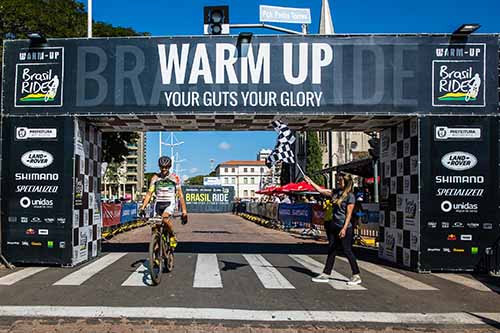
239, 202, 380, 239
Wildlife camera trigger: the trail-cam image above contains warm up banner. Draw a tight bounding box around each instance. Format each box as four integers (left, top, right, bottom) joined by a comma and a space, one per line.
1, 117, 74, 265
420, 117, 499, 271
182, 186, 234, 213
1, 35, 498, 116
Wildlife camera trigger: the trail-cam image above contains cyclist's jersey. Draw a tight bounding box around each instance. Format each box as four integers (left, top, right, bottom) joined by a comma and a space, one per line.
148, 173, 179, 202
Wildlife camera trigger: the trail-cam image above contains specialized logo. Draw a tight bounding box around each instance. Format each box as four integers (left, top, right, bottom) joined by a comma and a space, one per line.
447, 234, 457, 241
466, 223, 480, 229
427, 248, 441, 252
38, 229, 48, 236
15, 47, 64, 107
435, 188, 483, 197
7, 241, 20, 246
21, 150, 54, 169
453, 248, 465, 253
435, 175, 484, 184
432, 45, 486, 107
427, 221, 437, 228
16, 185, 58, 193
435, 127, 481, 140
47, 241, 54, 248
16, 127, 57, 140
31, 242, 42, 247
20, 217, 29, 223
460, 235, 472, 241
25, 228, 35, 235
441, 222, 450, 228
15, 173, 59, 181
441, 152, 477, 171
483, 223, 493, 230
8, 216, 17, 223
471, 247, 479, 255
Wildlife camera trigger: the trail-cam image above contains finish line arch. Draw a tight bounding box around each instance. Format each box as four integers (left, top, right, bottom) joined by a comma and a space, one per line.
1, 34, 499, 272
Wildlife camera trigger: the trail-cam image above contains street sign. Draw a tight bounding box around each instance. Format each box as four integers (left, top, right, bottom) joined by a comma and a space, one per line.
259, 5, 311, 24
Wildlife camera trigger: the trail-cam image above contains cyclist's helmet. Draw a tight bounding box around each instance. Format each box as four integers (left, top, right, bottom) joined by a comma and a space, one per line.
158, 156, 172, 168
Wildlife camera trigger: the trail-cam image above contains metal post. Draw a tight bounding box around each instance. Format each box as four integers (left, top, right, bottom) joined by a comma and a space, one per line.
328, 131, 333, 188
87, 0, 92, 38
373, 160, 379, 203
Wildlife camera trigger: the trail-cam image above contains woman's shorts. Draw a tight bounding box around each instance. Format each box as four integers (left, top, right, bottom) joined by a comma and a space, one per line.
154, 201, 174, 216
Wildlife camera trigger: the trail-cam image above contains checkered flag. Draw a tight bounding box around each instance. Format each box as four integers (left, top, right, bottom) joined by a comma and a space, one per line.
272, 120, 296, 145
266, 121, 296, 168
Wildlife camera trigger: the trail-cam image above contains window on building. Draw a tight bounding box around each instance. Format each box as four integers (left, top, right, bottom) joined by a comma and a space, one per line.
319, 131, 328, 146
232, 168, 236, 172
225, 168, 229, 173
250, 168, 254, 173
243, 168, 248, 172
243, 177, 248, 184
251, 190, 255, 197
260, 167, 264, 173
250, 177, 255, 184
232, 177, 236, 184
243, 190, 248, 197
224, 177, 228, 184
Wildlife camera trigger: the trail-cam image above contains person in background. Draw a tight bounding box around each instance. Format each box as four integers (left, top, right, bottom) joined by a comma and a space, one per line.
304, 173, 362, 285
281, 194, 291, 204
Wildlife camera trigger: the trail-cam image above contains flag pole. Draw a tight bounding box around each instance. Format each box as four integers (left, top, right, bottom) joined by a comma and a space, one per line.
295, 162, 306, 179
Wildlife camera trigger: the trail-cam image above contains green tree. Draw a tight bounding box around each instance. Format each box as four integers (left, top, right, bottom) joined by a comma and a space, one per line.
305, 131, 325, 186
185, 175, 205, 185
0, 0, 149, 164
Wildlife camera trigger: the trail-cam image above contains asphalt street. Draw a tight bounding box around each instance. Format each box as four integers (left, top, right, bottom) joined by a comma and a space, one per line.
0, 213, 499, 332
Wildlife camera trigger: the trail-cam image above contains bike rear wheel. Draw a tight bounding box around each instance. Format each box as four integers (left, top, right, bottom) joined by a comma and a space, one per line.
148, 232, 162, 285
163, 232, 175, 273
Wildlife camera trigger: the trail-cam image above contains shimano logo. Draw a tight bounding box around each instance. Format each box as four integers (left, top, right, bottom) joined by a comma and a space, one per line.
435, 175, 484, 184
15, 173, 59, 181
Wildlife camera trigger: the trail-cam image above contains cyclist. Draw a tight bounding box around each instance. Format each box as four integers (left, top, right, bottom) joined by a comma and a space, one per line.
139, 156, 188, 248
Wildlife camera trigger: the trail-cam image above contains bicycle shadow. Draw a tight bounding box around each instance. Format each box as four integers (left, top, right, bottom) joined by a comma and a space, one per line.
129, 259, 154, 286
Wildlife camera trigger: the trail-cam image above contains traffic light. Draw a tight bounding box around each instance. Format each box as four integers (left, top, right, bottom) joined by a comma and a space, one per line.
204, 6, 229, 35
368, 136, 380, 160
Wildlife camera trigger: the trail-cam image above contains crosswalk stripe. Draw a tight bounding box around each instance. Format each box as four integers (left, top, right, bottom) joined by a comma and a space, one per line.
243, 254, 294, 289
432, 273, 500, 292
53, 253, 128, 286
289, 255, 366, 290
193, 254, 222, 288
337, 257, 438, 291
0, 267, 48, 286
121, 262, 152, 286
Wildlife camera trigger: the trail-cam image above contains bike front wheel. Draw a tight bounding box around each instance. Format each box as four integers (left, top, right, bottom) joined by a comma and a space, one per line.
148, 232, 163, 285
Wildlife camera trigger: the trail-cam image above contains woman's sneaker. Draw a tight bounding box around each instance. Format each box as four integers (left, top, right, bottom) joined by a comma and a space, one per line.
347, 274, 362, 285
312, 273, 330, 283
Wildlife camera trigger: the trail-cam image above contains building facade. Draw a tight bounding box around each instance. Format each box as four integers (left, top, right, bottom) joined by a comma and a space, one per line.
216, 160, 273, 199
103, 132, 146, 201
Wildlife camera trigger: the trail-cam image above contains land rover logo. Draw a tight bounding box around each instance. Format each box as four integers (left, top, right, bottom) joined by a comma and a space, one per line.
21, 150, 53, 168
441, 151, 477, 171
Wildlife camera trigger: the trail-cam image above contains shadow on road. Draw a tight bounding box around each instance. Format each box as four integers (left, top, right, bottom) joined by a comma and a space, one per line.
102, 241, 329, 254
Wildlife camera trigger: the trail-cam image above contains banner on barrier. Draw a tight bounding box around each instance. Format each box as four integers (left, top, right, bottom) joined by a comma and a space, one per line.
120, 203, 138, 224
102, 203, 121, 227
182, 186, 234, 213
278, 203, 312, 228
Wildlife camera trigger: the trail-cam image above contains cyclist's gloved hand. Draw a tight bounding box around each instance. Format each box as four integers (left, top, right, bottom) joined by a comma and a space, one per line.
181, 214, 188, 225
139, 208, 146, 219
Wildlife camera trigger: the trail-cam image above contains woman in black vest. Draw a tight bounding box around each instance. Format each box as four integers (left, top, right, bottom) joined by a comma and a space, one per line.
304, 173, 361, 285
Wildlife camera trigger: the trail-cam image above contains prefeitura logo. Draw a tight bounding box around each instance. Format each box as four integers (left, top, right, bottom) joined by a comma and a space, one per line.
432, 44, 486, 107
14, 47, 64, 107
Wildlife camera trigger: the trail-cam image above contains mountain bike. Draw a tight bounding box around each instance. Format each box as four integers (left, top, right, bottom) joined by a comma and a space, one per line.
148, 216, 174, 285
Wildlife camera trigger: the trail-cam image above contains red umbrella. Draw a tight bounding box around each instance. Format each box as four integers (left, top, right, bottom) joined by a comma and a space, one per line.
278, 181, 320, 193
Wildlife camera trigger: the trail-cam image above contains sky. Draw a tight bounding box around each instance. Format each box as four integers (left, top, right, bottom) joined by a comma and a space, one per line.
88, 0, 500, 178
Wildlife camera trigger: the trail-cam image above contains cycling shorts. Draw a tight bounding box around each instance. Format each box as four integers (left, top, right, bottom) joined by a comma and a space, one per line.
154, 201, 174, 216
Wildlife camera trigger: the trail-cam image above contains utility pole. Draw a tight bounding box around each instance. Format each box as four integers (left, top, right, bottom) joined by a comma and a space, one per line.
161, 132, 184, 173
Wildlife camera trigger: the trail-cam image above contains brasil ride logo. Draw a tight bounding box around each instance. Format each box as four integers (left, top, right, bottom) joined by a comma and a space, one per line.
437, 65, 481, 103
19, 68, 60, 103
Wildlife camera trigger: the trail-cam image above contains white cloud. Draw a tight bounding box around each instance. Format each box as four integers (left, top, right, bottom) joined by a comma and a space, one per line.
190, 167, 199, 174
218, 141, 231, 150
